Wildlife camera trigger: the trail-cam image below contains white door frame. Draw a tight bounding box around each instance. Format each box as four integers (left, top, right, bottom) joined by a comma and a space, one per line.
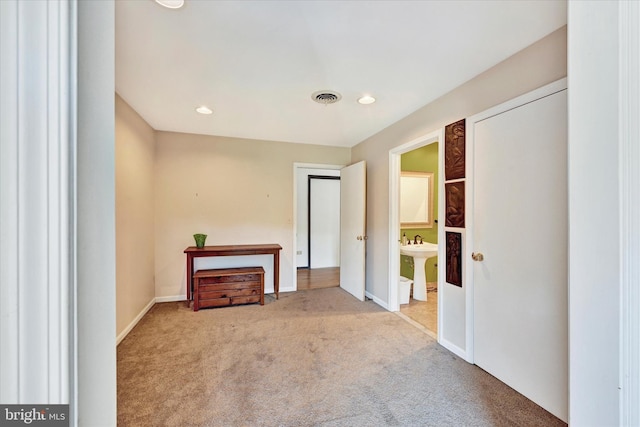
1, 0, 75, 405
293, 163, 344, 290
388, 129, 444, 335
619, 2, 640, 423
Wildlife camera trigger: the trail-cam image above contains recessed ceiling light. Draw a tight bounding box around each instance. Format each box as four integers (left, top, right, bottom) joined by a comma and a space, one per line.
195, 106, 213, 115
154, 0, 184, 9
357, 95, 376, 105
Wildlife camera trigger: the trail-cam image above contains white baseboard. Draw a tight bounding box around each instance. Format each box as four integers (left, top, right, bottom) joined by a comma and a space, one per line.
116, 295, 187, 345
366, 291, 388, 310
440, 337, 470, 362
117, 291, 395, 346
116, 297, 155, 345
155, 295, 186, 303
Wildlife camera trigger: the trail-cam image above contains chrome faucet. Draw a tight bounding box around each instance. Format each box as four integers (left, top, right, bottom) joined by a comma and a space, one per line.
414, 235, 423, 244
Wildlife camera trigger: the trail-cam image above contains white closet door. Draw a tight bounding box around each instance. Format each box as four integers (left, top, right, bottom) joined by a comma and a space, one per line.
472, 89, 568, 421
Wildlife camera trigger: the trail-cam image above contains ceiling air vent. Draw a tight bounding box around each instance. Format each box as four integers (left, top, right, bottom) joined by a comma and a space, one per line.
311, 90, 342, 105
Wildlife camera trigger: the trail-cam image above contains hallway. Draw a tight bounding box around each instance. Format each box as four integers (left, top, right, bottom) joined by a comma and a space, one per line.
296, 267, 340, 291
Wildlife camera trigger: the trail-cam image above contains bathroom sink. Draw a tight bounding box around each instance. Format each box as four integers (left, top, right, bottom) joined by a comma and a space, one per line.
400, 242, 438, 259
400, 242, 438, 302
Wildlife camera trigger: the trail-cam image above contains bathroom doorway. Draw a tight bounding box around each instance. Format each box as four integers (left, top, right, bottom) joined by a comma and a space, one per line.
399, 143, 439, 334
388, 129, 444, 340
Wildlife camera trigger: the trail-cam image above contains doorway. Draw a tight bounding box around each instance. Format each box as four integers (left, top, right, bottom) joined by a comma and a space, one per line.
308, 175, 340, 269
294, 163, 343, 291
398, 143, 439, 334
388, 129, 444, 340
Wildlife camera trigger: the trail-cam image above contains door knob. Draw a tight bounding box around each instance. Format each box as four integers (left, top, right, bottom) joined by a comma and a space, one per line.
357, 236, 362, 240
471, 252, 484, 261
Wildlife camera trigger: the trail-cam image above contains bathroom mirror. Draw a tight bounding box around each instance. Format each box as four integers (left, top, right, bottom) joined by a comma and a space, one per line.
400, 171, 434, 229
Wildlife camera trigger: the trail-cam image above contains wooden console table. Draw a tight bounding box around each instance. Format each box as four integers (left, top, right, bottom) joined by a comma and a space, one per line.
184, 244, 282, 302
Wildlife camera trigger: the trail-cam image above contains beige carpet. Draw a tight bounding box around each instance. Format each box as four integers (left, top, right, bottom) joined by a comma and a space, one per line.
117, 287, 565, 426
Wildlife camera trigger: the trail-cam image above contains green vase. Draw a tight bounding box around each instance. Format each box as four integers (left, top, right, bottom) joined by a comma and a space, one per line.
193, 233, 207, 248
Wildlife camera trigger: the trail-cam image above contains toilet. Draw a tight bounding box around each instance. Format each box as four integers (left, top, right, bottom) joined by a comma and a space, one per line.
398, 276, 413, 305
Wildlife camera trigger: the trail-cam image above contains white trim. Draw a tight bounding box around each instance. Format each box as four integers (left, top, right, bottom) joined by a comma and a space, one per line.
50, 0, 73, 403
388, 153, 401, 312
467, 78, 567, 126
388, 130, 441, 310
292, 162, 345, 291
439, 338, 468, 361
465, 77, 568, 365
388, 129, 443, 343
116, 288, 296, 345
619, 1, 640, 424
464, 118, 476, 363
116, 298, 156, 345
155, 295, 187, 303
436, 128, 445, 345
69, 1, 78, 422
1, 0, 20, 402
0, 0, 73, 404
366, 291, 388, 310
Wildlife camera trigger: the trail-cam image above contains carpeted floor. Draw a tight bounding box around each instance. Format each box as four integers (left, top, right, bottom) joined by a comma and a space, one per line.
117, 287, 566, 426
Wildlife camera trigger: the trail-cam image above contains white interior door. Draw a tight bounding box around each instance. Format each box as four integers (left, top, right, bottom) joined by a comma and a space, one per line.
472, 89, 568, 421
340, 161, 366, 301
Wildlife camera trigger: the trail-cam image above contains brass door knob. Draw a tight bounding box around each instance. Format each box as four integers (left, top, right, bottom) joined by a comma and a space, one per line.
471, 252, 484, 261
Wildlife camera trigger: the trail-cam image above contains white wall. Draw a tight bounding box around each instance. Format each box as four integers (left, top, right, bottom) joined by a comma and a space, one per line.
351, 27, 567, 354
115, 94, 156, 341
296, 168, 341, 268
154, 132, 350, 298
567, 2, 620, 424
77, 0, 117, 424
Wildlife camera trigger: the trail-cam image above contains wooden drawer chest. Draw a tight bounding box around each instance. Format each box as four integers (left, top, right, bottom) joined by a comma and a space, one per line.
192, 267, 264, 311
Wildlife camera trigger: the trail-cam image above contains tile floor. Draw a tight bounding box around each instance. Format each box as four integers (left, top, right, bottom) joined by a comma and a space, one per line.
399, 287, 438, 334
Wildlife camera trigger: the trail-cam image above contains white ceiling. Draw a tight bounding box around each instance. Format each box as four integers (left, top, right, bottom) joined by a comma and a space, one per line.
115, 0, 566, 148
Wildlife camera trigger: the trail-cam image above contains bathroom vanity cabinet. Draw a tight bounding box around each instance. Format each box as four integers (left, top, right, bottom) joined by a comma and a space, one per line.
193, 266, 264, 311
